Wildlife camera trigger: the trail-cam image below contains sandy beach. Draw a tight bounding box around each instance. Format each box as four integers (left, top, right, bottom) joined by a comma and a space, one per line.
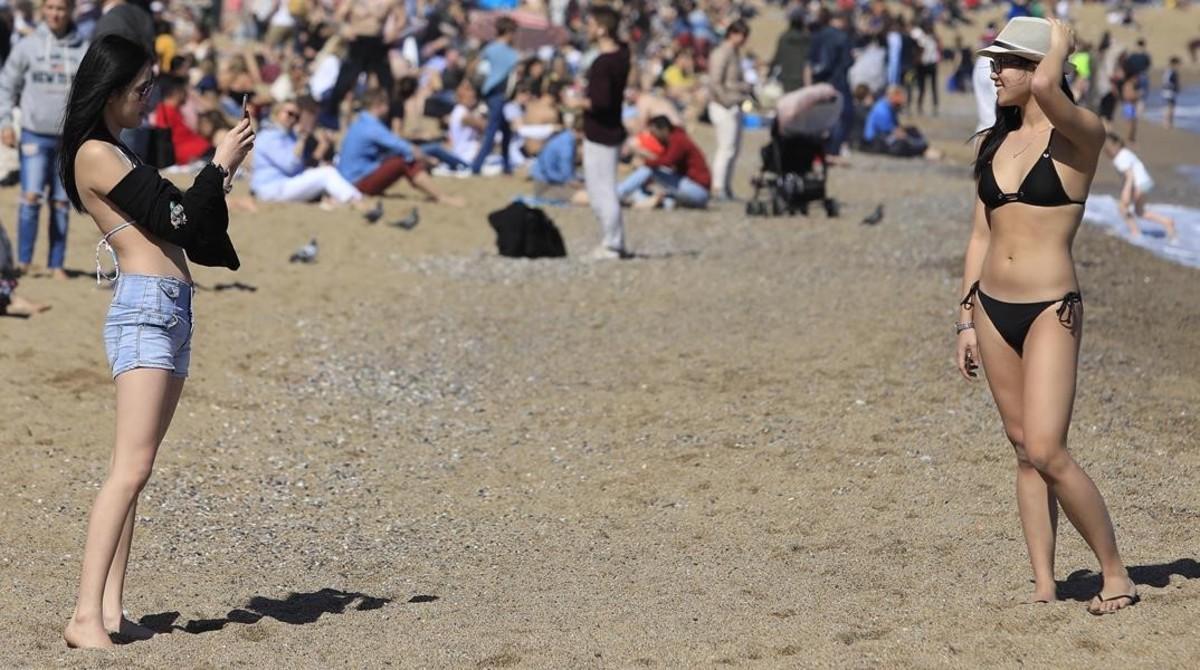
3, 6, 1200, 669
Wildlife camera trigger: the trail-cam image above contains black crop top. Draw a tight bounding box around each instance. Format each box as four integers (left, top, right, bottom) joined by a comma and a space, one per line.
978, 130, 1086, 210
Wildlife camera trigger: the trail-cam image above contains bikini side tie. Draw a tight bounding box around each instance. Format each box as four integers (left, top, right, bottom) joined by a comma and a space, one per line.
1056, 292, 1083, 328
95, 222, 135, 285
960, 281, 980, 310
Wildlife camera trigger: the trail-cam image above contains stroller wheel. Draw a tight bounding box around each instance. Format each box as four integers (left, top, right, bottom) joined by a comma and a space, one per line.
797, 201, 809, 216
824, 198, 840, 218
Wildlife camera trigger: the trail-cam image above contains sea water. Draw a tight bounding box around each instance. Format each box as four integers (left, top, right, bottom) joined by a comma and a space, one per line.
1082, 86, 1200, 268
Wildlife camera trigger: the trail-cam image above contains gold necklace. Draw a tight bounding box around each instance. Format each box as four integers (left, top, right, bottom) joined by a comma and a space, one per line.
1008, 126, 1053, 158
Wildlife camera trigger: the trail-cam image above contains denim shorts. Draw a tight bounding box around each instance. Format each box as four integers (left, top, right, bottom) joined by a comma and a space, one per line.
103, 274, 194, 379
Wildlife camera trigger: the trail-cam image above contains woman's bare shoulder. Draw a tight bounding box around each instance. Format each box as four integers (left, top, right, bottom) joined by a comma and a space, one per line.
75, 139, 135, 194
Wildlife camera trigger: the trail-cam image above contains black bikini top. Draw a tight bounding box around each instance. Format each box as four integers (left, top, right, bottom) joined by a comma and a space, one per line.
978, 129, 1086, 210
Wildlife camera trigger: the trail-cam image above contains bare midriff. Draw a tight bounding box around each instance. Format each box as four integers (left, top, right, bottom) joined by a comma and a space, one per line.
82, 184, 192, 283
108, 227, 191, 282
980, 202, 1081, 302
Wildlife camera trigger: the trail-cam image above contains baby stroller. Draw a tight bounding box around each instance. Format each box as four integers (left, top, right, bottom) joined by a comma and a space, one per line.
747, 84, 841, 218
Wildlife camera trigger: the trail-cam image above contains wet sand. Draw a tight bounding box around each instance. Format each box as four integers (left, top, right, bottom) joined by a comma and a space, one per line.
3, 8, 1200, 670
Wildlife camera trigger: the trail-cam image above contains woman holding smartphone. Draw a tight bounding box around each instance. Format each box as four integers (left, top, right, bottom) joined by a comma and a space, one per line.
59, 35, 254, 649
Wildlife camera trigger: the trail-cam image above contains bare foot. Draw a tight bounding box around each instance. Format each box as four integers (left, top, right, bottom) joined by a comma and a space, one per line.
1088, 574, 1139, 615
632, 195, 661, 210
63, 617, 116, 650
105, 614, 155, 642
1026, 583, 1058, 604
5, 295, 51, 316
51, 268, 69, 280
436, 194, 465, 208
229, 195, 259, 213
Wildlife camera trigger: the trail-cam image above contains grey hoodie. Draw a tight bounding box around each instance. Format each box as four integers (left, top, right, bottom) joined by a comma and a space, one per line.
0, 22, 88, 136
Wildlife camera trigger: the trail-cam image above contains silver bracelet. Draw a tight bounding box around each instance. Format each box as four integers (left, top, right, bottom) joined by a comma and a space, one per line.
955, 321, 975, 334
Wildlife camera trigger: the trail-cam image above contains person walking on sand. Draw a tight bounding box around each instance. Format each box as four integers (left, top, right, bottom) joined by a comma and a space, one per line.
0, 0, 87, 279
567, 4, 630, 260
1104, 133, 1177, 242
706, 19, 751, 201
469, 15, 519, 176
58, 34, 254, 649
956, 17, 1139, 615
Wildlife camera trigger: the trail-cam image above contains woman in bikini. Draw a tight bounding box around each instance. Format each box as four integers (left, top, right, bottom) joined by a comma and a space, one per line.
955, 18, 1138, 615
58, 35, 254, 648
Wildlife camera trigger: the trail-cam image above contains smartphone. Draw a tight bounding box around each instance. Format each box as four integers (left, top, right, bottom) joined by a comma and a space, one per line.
241, 93, 251, 119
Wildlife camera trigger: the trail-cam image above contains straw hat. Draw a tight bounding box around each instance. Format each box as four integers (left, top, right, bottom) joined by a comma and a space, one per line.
976, 17, 1055, 62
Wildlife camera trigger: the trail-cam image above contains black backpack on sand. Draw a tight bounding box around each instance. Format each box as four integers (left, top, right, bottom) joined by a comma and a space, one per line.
487, 201, 567, 259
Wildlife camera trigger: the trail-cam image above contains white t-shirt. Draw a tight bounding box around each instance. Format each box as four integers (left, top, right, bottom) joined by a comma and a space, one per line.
1112, 148, 1154, 192
448, 104, 481, 161
310, 54, 340, 101
973, 57, 997, 133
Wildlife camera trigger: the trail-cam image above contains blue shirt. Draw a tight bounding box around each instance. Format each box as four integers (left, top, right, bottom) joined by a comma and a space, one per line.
530, 129, 577, 185
479, 40, 519, 97
863, 98, 898, 143
250, 124, 304, 194
337, 112, 415, 184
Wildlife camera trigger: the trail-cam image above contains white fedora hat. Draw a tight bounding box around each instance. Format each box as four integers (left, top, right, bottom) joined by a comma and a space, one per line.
976, 17, 1053, 62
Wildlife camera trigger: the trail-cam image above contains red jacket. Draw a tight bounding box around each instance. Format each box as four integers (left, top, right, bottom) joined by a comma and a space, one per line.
644, 127, 711, 189
152, 102, 212, 166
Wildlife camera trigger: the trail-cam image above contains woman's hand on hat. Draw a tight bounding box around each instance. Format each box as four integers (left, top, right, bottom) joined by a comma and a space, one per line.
1046, 18, 1075, 56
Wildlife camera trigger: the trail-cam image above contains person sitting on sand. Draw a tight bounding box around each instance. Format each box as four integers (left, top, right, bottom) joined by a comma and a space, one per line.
250, 97, 365, 208
1104, 132, 1178, 242
529, 117, 583, 202
336, 87, 464, 206
151, 75, 213, 167
445, 80, 489, 175
861, 85, 941, 159
617, 115, 710, 210
0, 222, 49, 316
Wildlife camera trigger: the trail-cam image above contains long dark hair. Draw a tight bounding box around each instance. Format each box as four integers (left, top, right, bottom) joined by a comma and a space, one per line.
59, 35, 152, 212
973, 75, 1076, 181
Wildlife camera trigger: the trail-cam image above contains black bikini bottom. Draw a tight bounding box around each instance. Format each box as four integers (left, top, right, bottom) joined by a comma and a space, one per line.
961, 281, 1082, 357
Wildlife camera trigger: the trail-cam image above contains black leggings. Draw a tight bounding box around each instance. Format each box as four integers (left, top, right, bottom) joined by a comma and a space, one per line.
961, 281, 1082, 356
915, 62, 939, 113
325, 36, 392, 120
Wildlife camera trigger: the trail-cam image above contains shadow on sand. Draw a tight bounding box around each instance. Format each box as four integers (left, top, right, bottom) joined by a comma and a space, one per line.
1056, 558, 1200, 601
138, 588, 435, 636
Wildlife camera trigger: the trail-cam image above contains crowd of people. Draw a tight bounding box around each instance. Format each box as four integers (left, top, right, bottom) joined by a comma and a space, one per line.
0, 1, 1191, 650
0, 0, 1191, 309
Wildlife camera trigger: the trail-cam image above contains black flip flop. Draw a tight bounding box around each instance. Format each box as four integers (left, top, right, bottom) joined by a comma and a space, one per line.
1088, 592, 1140, 616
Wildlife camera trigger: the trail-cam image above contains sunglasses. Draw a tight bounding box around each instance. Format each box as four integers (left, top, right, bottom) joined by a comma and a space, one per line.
989, 55, 1036, 75
281, 109, 300, 119
133, 78, 155, 100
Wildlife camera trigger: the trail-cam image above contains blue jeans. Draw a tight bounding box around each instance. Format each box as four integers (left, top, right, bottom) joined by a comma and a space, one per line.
470, 91, 512, 174
826, 89, 855, 156
419, 142, 468, 170
618, 166, 710, 208
17, 130, 69, 268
